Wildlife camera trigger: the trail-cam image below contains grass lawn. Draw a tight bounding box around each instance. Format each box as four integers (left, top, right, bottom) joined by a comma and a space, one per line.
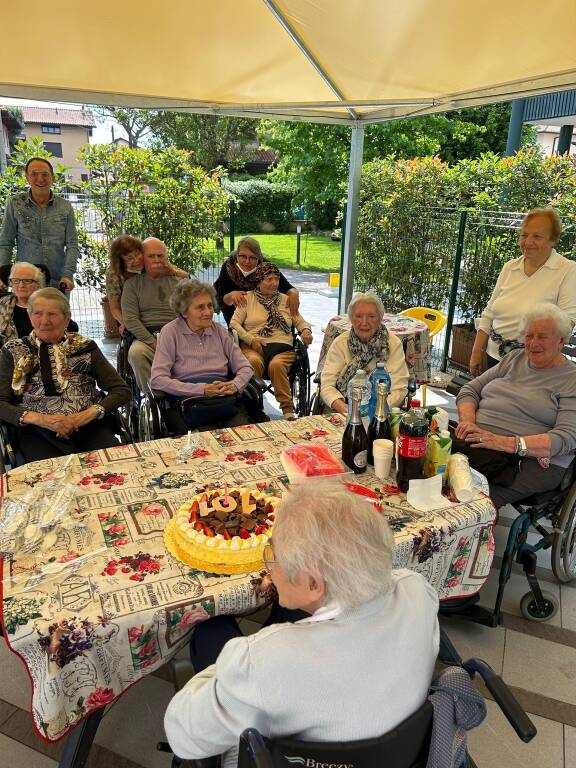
236, 232, 341, 273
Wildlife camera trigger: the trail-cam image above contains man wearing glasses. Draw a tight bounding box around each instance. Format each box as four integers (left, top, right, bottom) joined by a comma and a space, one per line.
0, 158, 79, 291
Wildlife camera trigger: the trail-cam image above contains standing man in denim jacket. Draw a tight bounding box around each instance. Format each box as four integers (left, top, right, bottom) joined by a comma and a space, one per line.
0, 158, 79, 290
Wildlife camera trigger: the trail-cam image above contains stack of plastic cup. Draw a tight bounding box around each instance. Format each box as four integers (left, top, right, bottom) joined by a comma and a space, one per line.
448, 453, 475, 501
372, 439, 394, 480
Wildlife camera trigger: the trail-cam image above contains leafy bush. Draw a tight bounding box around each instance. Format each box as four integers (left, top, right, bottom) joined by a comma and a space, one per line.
78, 144, 229, 283
356, 150, 576, 325
223, 177, 296, 233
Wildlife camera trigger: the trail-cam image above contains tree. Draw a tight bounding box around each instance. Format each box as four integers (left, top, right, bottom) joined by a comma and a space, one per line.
149, 113, 259, 171
75, 144, 229, 288
92, 106, 155, 148
258, 104, 538, 226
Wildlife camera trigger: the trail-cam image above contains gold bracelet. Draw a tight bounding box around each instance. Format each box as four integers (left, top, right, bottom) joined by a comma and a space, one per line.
19, 410, 29, 426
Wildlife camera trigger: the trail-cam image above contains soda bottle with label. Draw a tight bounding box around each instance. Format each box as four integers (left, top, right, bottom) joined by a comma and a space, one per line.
396, 407, 428, 492
368, 362, 391, 420
342, 386, 368, 474
367, 381, 391, 464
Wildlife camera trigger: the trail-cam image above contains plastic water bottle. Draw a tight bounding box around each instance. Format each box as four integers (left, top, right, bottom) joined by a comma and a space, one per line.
347, 369, 371, 428
368, 362, 392, 420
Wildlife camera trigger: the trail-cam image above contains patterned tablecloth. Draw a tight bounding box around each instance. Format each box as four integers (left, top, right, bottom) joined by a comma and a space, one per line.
317, 313, 431, 383
0, 415, 495, 743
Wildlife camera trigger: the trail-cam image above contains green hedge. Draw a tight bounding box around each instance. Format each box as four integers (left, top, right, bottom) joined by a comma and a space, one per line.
223, 178, 296, 233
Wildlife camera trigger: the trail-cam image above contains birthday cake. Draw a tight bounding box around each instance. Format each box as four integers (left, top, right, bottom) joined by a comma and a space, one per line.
163, 487, 279, 574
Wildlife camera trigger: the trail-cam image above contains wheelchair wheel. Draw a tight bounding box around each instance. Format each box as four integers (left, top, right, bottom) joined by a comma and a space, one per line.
138, 398, 160, 443
292, 370, 310, 417
309, 387, 324, 416
552, 484, 576, 582
520, 590, 559, 622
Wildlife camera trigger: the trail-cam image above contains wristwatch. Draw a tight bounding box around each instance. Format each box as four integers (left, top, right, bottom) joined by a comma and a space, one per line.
515, 436, 528, 457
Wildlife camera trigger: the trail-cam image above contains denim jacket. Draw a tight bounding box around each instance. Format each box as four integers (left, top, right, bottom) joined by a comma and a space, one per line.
0, 191, 79, 284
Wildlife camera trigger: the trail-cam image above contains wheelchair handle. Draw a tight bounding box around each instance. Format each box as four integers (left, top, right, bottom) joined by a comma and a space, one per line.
240, 729, 274, 768
464, 659, 537, 743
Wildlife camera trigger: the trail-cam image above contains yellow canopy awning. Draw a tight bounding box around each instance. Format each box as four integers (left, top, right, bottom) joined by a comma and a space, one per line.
2, 0, 575, 124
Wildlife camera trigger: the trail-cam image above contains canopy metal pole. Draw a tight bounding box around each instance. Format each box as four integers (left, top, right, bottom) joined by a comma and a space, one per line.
505, 99, 525, 156
339, 125, 365, 314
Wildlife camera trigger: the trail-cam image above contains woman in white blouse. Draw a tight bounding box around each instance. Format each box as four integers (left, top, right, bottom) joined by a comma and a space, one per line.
469, 208, 576, 376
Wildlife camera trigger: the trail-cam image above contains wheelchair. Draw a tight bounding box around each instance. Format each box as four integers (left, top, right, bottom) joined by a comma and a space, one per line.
157, 626, 535, 768
116, 330, 166, 443
473, 458, 576, 624
0, 410, 133, 471
441, 381, 576, 624
232, 329, 312, 419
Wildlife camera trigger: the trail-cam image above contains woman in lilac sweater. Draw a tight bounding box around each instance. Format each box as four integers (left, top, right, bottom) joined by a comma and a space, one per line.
150, 279, 253, 433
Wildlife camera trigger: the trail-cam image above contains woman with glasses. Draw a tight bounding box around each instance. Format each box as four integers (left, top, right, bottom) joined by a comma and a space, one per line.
106, 235, 186, 335
214, 236, 300, 326
0, 261, 78, 348
164, 483, 439, 768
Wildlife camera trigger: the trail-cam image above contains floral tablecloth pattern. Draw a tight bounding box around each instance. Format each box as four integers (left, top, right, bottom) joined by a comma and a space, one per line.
317, 313, 431, 383
0, 415, 495, 742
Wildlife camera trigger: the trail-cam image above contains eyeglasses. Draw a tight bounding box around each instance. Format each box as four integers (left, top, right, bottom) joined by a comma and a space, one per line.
9, 278, 38, 285
122, 252, 142, 263
262, 543, 276, 570
238, 254, 259, 263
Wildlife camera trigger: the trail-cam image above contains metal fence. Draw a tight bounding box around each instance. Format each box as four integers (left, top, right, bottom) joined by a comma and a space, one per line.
62, 192, 229, 340
355, 206, 576, 371
62, 194, 576, 373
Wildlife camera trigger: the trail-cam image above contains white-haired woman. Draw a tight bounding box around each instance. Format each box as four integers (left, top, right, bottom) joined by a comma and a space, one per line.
0, 288, 130, 462
150, 279, 254, 433
470, 208, 576, 376
164, 483, 439, 767
320, 292, 409, 414
0, 262, 78, 348
456, 303, 576, 509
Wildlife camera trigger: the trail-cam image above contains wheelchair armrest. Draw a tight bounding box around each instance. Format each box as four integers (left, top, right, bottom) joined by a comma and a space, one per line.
463, 659, 537, 743
240, 729, 274, 768
250, 376, 268, 393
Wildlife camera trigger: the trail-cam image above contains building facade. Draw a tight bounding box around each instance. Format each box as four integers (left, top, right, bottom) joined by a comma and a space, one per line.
19, 106, 95, 182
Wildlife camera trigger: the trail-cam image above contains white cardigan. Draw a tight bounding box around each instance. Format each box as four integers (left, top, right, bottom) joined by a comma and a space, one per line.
477, 249, 576, 361
164, 570, 439, 768
320, 330, 409, 410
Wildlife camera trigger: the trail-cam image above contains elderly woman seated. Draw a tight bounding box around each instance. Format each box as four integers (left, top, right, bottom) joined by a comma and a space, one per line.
214, 236, 299, 326
321, 292, 409, 414
0, 288, 130, 462
150, 279, 254, 434
230, 262, 312, 420
164, 482, 439, 767
455, 303, 576, 509
0, 262, 77, 347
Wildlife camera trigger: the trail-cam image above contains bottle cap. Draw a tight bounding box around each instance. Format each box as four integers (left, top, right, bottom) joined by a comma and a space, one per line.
411, 398, 421, 407
440, 429, 451, 438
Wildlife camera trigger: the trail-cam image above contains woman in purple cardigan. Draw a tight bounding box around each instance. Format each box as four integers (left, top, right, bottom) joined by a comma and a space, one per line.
150, 279, 254, 434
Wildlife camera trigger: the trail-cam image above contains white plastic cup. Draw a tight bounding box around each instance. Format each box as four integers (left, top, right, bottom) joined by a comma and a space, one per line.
372, 439, 394, 480
448, 453, 475, 502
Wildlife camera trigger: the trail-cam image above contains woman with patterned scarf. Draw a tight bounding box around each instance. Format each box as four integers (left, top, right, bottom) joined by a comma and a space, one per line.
214, 237, 300, 326
321, 292, 409, 415
231, 262, 312, 420
0, 288, 131, 462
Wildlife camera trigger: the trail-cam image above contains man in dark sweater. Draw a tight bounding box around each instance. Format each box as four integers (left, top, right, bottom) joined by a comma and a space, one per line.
121, 238, 183, 391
